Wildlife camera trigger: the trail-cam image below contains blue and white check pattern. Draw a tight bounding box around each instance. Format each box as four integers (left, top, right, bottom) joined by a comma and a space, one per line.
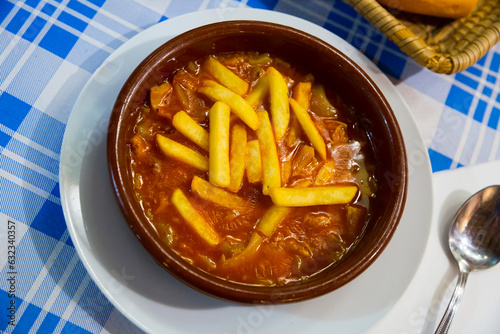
1, 0, 499, 333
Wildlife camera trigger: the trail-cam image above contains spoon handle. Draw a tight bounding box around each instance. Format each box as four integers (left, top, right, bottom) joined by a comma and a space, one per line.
435, 265, 470, 334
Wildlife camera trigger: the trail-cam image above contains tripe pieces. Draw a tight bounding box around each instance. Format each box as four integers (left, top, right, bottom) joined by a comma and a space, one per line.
225, 205, 291, 266
209, 101, 231, 188
268, 185, 358, 206
198, 80, 259, 130
150, 82, 171, 111
255, 110, 281, 195
171, 188, 221, 246
156, 134, 208, 171
245, 75, 269, 108
203, 56, 249, 96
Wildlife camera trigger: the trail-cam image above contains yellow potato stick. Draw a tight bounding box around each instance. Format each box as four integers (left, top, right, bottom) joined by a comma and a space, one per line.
198, 80, 259, 130
228, 124, 247, 193
203, 56, 249, 96
256, 205, 292, 238
292, 81, 312, 110
172, 111, 209, 151
209, 101, 231, 188
156, 134, 208, 171
268, 185, 358, 207
191, 176, 249, 209
255, 110, 281, 195
289, 98, 327, 160
266, 67, 290, 141
171, 188, 221, 246
150, 82, 171, 111
245, 75, 269, 108
224, 232, 263, 266
246, 140, 262, 184
292, 145, 315, 175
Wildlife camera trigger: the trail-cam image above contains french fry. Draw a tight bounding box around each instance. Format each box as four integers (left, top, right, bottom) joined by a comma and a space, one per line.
228, 123, 247, 193
292, 81, 312, 110
255, 110, 281, 195
245, 75, 269, 108
203, 56, 249, 96
256, 205, 292, 238
209, 101, 231, 188
267, 67, 290, 141
289, 98, 327, 160
171, 188, 221, 246
156, 134, 208, 171
191, 176, 249, 209
246, 140, 262, 184
150, 82, 171, 111
223, 232, 263, 266
268, 185, 358, 207
172, 111, 209, 151
198, 80, 259, 130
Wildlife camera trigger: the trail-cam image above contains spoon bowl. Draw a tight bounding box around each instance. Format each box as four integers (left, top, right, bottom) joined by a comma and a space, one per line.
435, 185, 500, 334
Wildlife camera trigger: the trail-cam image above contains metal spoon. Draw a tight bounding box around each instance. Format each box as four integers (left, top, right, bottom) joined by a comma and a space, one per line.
435, 185, 500, 334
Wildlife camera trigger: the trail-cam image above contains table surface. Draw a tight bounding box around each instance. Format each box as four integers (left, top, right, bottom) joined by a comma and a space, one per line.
1, 1, 499, 333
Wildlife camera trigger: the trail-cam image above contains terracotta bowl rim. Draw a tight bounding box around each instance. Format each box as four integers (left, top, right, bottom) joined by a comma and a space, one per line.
107, 20, 408, 304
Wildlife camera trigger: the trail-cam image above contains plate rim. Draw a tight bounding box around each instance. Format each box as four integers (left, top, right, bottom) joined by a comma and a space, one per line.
59, 7, 433, 334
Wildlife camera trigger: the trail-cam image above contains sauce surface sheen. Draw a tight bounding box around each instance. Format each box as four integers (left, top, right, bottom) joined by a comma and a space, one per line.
128, 52, 377, 286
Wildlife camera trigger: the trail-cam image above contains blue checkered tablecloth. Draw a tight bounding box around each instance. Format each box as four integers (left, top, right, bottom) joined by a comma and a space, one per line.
1, 0, 499, 333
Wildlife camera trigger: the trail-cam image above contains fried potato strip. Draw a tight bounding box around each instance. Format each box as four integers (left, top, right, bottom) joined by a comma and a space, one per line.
203, 56, 249, 96
255, 110, 281, 195
268, 185, 358, 206
289, 98, 327, 160
256, 205, 292, 238
267, 67, 290, 141
228, 123, 247, 193
209, 101, 231, 188
198, 80, 259, 130
172, 110, 209, 151
191, 176, 249, 209
223, 232, 263, 267
292, 81, 312, 110
245, 140, 262, 184
156, 134, 208, 171
171, 188, 221, 246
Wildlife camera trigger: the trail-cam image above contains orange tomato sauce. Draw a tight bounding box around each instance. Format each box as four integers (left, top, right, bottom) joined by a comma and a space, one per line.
128, 52, 377, 286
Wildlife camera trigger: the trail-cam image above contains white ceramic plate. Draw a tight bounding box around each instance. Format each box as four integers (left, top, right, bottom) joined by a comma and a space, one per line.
60, 8, 433, 334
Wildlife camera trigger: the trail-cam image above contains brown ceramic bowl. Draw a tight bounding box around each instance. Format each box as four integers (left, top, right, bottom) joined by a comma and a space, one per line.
107, 21, 407, 304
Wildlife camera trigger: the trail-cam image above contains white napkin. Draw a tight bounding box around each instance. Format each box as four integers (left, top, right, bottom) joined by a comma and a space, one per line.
370, 160, 500, 334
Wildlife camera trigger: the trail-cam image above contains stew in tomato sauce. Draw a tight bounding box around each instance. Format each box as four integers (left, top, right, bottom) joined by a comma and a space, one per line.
128, 52, 377, 286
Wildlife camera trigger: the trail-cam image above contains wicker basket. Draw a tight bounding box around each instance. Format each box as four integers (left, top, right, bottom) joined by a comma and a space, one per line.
344, 0, 500, 73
